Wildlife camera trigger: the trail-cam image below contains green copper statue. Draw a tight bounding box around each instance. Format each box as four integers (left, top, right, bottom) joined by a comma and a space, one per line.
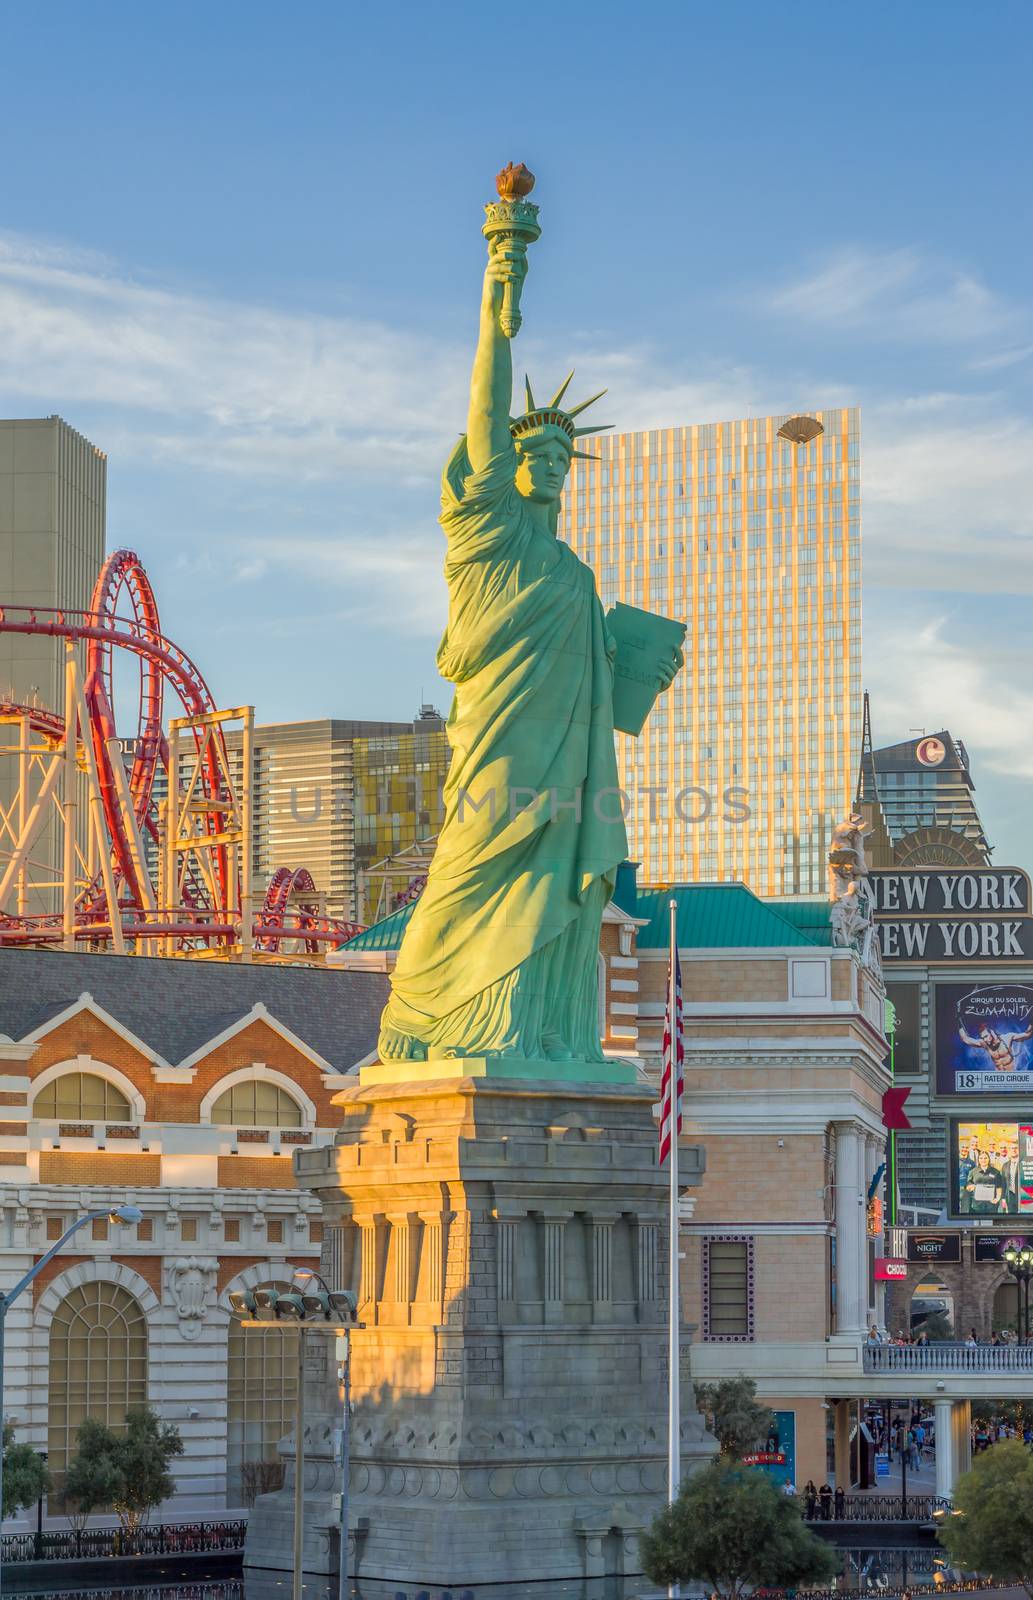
377, 165, 681, 1065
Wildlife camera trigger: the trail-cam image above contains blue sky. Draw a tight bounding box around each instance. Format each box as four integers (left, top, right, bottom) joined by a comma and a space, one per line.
1, 1, 1030, 867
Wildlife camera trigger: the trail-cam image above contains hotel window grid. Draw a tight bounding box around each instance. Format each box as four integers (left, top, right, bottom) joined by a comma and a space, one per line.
210, 1081, 304, 1128
226, 1280, 299, 1505
34, 1072, 132, 1122
48, 1282, 148, 1481
559, 411, 861, 894
703, 1235, 755, 1342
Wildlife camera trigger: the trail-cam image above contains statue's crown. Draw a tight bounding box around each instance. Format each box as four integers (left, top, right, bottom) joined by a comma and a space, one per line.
509, 373, 611, 461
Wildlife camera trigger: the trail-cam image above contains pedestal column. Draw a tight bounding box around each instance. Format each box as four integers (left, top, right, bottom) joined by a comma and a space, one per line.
952, 1397, 972, 1483
934, 1398, 954, 1500
833, 1121, 865, 1335
247, 1074, 714, 1587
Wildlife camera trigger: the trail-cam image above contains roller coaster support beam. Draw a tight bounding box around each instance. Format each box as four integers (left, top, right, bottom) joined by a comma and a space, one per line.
16, 717, 29, 919
62, 647, 77, 950
0, 746, 63, 910
69, 659, 125, 955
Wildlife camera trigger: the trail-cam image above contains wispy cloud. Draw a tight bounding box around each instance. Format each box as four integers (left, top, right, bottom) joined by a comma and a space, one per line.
764, 247, 1021, 346
865, 603, 1033, 787
0, 230, 465, 480
862, 401, 1033, 595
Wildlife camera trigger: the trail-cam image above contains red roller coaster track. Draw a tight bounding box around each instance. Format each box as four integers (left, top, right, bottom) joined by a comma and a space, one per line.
0, 551, 363, 956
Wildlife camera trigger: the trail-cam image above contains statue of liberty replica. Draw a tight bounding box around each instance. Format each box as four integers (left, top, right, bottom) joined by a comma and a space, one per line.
379, 161, 680, 1067
253, 167, 710, 1594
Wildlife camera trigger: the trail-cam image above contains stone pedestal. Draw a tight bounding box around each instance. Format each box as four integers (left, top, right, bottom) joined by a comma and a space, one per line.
243, 1069, 713, 1587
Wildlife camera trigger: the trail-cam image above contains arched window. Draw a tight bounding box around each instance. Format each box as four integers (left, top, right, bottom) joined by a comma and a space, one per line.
210, 1080, 303, 1128
35, 1072, 132, 1122
48, 1282, 148, 1480
227, 1280, 298, 1505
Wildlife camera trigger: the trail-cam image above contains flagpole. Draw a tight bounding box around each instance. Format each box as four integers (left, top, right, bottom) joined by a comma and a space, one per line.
667, 895, 680, 1600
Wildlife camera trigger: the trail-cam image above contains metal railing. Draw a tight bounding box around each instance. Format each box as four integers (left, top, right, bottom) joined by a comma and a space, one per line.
0, 1519, 247, 1564
801, 1493, 942, 1522
864, 1340, 1033, 1373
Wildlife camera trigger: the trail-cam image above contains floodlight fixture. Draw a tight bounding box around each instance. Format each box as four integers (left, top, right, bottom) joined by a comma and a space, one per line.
329, 1290, 358, 1323
275, 1293, 305, 1320
228, 1289, 256, 1319
301, 1292, 331, 1319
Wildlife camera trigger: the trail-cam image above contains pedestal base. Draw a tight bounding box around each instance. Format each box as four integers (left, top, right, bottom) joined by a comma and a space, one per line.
359, 1054, 639, 1087
243, 1070, 713, 1585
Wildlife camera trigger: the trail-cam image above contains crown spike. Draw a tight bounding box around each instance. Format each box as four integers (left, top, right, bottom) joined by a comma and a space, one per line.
573, 423, 614, 437
572, 449, 599, 461
524, 375, 536, 412
566, 388, 607, 418
548, 370, 576, 409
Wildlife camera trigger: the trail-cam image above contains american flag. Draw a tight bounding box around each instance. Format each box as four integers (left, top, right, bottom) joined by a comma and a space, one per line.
658, 941, 683, 1166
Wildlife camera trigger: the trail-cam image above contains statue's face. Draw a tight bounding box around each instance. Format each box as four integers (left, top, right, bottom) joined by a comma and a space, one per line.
514, 438, 571, 505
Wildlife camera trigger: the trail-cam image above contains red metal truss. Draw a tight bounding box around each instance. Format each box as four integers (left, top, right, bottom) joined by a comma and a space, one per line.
0, 551, 363, 958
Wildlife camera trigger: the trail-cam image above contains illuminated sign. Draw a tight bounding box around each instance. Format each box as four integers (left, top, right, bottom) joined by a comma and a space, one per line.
974, 1233, 1033, 1263
937, 984, 1033, 1095
907, 1233, 961, 1264
950, 1122, 1033, 1219
871, 869, 1033, 964
875, 1258, 908, 1280
867, 1196, 884, 1237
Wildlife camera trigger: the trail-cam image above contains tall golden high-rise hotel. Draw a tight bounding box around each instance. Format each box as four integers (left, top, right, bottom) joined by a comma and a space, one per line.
560, 409, 861, 896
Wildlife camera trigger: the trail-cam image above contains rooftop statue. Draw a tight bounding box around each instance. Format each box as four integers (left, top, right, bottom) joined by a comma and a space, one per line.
377, 166, 683, 1065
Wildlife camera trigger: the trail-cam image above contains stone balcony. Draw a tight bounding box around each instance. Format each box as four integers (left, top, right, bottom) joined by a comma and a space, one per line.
864, 1341, 1033, 1374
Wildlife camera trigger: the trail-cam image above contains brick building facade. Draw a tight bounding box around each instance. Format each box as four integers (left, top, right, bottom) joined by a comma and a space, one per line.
0, 949, 387, 1516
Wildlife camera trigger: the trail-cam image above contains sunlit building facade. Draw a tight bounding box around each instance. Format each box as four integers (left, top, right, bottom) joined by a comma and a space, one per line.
559, 409, 862, 894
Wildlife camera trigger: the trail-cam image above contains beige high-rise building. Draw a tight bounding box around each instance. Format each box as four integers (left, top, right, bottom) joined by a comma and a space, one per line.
559, 409, 861, 895
0, 417, 106, 911
218, 711, 448, 924
0, 417, 106, 711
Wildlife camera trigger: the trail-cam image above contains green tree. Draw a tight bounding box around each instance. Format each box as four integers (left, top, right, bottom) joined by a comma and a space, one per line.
62, 1418, 124, 1533
938, 1437, 1033, 1593
2, 1422, 51, 1519
112, 1409, 183, 1533
642, 1455, 838, 1598
694, 1376, 776, 1458
63, 1409, 183, 1536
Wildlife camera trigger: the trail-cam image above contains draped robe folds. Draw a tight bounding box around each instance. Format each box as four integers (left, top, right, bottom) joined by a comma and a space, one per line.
377, 438, 628, 1061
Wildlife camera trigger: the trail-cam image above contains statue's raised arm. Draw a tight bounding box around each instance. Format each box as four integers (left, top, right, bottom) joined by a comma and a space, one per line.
467, 163, 538, 472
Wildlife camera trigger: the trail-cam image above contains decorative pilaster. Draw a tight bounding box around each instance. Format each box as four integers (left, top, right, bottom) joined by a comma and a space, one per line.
493, 1211, 517, 1308
356, 1215, 381, 1316
590, 1215, 617, 1322
541, 1212, 569, 1324
389, 1213, 415, 1309
418, 1211, 446, 1312
634, 1220, 660, 1304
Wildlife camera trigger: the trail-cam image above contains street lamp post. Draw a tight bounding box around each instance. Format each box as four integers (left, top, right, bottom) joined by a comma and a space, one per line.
893, 1412, 908, 1519
228, 1274, 360, 1600
0, 1205, 143, 1598
292, 1269, 352, 1600
1003, 1247, 1033, 1343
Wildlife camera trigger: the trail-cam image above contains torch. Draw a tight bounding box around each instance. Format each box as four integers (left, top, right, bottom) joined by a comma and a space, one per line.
482, 162, 541, 339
